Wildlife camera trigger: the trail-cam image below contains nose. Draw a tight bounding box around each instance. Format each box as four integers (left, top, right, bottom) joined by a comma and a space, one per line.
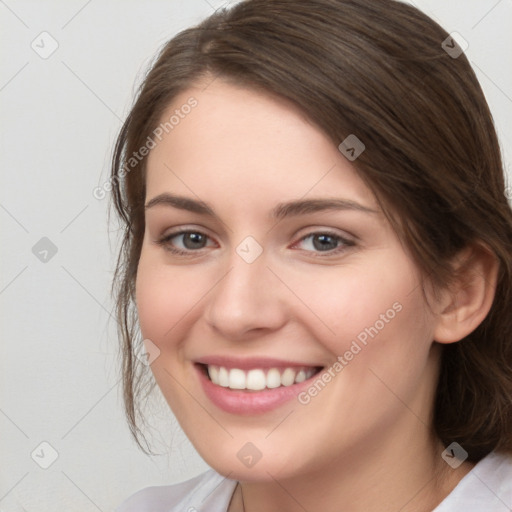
203, 250, 288, 340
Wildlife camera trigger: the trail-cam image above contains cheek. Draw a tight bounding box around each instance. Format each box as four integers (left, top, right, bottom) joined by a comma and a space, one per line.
285, 256, 436, 410
135, 252, 204, 344
282, 256, 425, 356
289, 263, 435, 438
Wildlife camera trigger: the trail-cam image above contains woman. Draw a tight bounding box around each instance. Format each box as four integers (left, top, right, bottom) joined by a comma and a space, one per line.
113, 0, 512, 510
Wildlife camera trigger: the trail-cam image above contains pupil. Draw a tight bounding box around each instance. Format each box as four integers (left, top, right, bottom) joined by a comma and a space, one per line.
184, 233, 205, 249
313, 234, 337, 251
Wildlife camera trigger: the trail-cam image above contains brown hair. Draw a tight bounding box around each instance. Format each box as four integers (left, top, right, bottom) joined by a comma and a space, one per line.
110, 0, 512, 461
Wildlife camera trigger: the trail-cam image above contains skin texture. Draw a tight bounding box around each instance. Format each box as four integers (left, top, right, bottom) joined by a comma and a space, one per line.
136, 79, 497, 512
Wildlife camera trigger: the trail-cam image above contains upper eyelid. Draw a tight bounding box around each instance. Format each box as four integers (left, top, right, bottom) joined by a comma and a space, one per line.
160, 227, 351, 240
159, 227, 217, 242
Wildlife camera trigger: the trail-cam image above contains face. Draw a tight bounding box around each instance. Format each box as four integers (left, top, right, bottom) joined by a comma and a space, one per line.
136, 79, 441, 482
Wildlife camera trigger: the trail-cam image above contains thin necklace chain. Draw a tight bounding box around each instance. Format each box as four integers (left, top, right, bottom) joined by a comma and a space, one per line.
240, 483, 246, 512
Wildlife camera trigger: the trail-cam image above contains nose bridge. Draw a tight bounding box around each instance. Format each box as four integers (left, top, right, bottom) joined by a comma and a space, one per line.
220, 233, 269, 299
226, 257, 264, 303
204, 243, 286, 336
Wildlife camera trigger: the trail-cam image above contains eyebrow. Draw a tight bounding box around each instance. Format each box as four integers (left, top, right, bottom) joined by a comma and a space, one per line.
144, 193, 379, 220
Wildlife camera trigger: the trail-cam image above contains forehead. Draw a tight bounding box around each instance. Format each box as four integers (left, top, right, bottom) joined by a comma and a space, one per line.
145, 80, 377, 211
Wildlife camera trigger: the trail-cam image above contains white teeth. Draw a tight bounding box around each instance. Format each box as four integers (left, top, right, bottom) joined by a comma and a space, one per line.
206, 365, 318, 390
218, 367, 229, 387
246, 369, 267, 390
266, 368, 281, 389
208, 365, 219, 383
295, 369, 306, 383
229, 369, 246, 389
281, 367, 296, 386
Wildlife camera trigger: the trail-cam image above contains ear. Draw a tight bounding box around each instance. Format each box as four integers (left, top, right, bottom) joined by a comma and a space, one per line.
433, 242, 499, 344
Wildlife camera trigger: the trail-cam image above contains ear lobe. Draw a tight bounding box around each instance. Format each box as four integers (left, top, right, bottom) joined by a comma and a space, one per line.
433, 242, 499, 344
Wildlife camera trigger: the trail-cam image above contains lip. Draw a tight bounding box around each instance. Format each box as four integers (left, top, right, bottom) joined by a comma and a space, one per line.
195, 356, 321, 370
194, 360, 323, 415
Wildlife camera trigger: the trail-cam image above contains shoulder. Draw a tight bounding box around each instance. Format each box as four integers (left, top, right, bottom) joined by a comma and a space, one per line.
116, 469, 238, 512
434, 450, 512, 511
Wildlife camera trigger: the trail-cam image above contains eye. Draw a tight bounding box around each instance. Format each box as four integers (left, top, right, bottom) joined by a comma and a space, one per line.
293, 231, 355, 256
156, 229, 215, 255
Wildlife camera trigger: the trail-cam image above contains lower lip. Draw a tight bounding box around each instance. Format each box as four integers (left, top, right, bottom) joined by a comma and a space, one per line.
195, 365, 320, 415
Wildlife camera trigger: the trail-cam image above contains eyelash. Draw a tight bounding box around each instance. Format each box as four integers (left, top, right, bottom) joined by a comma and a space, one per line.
155, 229, 356, 258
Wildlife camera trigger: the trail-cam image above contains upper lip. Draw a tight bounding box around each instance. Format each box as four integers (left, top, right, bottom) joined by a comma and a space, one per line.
195, 356, 323, 370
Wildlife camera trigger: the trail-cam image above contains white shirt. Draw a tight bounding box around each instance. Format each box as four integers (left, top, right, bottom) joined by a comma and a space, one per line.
116, 450, 512, 511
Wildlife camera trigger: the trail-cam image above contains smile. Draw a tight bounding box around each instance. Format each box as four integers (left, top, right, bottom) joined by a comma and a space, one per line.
195, 360, 324, 414
206, 365, 320, 391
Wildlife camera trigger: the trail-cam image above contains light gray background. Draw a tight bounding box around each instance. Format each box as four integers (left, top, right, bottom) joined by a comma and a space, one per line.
1, 1, 511, 510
